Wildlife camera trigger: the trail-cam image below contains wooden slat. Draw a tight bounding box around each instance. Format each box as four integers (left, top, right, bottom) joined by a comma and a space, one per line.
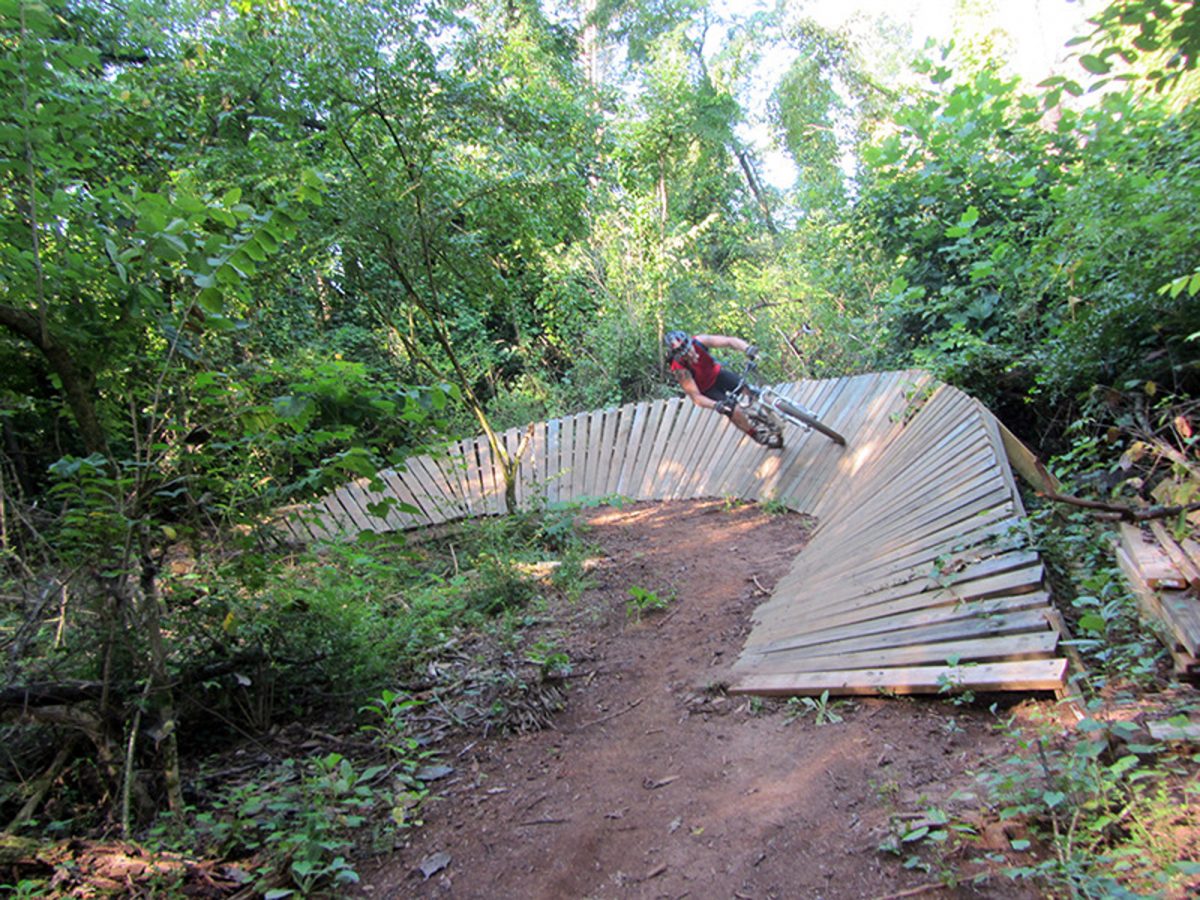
742, 631, 1060, 675
344, 480, 396, 532
667, 403, 726, 499
477, 435, 503, 515
625, 400, 666, 501
756, 564, 1046, 645
743, 596, 1053, 657
592, 407, 619, 497
544, 417, 562, 505
604, 406, 632, 497
318, 493, 358, 537
569, 411, 590, 502
1149, 520, 1200, 591
401, 454, 453, 524
637, 399, 686, 500
554, 414, 575, 504
729, 658, 1069, 697
613, 401, 649, 497
378, 467, 432, 528
788, 488, 1015, 600
332, 484, 374, 534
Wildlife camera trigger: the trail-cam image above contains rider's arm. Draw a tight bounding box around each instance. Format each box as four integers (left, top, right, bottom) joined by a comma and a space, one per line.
695, 334, 751, 355
672, 368, 719, 410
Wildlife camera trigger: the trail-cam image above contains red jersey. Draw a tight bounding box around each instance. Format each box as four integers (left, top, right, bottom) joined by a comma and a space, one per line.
669, 339, 720, 392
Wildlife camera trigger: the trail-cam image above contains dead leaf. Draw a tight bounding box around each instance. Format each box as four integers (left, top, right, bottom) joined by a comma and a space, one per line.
642, 775, 679, 790
415, 764, 455, 782
418, 851, 451, 880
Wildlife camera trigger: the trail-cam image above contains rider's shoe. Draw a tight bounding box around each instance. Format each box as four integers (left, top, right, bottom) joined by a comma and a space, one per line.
751, 425, 783, 449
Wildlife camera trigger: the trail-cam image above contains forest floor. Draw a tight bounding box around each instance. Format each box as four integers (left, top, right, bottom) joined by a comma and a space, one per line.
358, 498, 1058, 900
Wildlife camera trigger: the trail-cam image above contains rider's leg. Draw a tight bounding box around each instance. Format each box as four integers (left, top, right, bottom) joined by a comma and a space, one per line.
729, 406, 757, 437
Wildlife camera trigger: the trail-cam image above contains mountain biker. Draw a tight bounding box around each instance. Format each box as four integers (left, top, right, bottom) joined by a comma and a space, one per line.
664, 330, 783, 448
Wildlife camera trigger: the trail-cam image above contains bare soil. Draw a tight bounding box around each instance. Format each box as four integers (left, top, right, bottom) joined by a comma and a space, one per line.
361, 499, 1047, 900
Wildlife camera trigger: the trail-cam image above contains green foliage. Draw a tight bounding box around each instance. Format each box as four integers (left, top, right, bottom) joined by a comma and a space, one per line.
1076, 0, 1200, 95
169, 753, 389, 896
782, 691, 852, 726
979, 709, 1200, 898
856, 50, 1200, 427
626, 584, 672, 621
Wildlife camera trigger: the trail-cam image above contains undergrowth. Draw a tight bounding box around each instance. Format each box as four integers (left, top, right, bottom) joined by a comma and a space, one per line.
1, 500, 597, 897
890, 435, 1200, 898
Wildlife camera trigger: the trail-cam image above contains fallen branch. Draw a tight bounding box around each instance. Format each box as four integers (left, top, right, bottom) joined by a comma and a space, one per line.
573, 697, 643, 732
1043, 491, 1200, 523
870, 884, 949, 900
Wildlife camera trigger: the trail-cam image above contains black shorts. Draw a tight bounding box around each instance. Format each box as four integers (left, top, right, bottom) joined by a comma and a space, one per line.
701, 367, 740, 402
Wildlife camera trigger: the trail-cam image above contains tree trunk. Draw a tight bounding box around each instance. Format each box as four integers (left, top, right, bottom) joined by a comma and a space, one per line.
0, 304, 110, 458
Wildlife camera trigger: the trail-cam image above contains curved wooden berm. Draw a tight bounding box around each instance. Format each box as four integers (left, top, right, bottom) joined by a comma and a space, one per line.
279, 370, 1067, 698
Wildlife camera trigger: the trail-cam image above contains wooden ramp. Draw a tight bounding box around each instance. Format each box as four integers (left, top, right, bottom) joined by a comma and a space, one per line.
278, 371, 1066, 698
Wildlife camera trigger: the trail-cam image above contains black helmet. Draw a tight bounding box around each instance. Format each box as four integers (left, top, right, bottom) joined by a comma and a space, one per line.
664, 330, 691, 359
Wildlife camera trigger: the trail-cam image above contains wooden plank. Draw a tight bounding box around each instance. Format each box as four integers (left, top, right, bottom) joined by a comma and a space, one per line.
790, 390, 984, 526
378, 467, 432, 528
752, 376, 849, 507
791, 452, 1010, 568
613, 401, 648, 497
778, 477, 1013, 596
744, 596, 1053, 656
729, 658, 1068, 697
603, 404, 636, 497
553, 414, 574, 504
744, 610, 1055, 665
345, 479, 395, 533
626, 400, 668, 501
669, 403, 727, 499
304, 501, 343, 541
656, 400, 706, 499
544, 417, 562, 505
1115, 543, 1197, 658
793, 513, 1025, 606
638, 399, 686, 499
518, 422, 543, 508
740, 631, 1060, 675
332, 483, 374, 535
477, 434, 503, 515
318, 492, 358, 538
995, 416, 1061, 494
281, 505, 327, 543
756, 563, 1046, 640
414, 453, 467, 522
590, 408, 613, 498
402, 455, 454, 524
404, 454, 454, 523
1149, 520, 1200, 591
569, 411, 590, 502
821, 380, 973, 490
1118, 522, 1189, 590
449, 438, 483, 517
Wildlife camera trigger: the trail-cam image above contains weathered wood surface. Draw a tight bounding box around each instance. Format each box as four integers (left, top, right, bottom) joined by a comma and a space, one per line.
278, 371, 1066, 697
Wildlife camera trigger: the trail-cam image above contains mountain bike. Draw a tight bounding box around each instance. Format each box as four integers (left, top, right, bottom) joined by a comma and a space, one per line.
717, 354, 847, 447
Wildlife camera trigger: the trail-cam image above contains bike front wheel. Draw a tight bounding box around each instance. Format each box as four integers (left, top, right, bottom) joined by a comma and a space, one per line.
774, 398, 847, 446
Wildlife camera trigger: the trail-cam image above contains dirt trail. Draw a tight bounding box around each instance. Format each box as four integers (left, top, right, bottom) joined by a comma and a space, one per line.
363, 500, 1037, 899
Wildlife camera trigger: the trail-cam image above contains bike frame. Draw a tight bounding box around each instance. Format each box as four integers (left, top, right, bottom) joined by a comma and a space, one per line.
723, 358, 847, 446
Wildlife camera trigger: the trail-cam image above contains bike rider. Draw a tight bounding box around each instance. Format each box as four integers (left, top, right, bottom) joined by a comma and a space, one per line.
664, 330, 783, 448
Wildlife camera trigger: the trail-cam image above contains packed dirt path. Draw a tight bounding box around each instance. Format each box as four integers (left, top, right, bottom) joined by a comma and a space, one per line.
362, 499, 1040, 899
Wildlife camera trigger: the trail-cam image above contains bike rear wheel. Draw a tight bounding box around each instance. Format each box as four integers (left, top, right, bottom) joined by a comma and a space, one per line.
774, 398, 847, 446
